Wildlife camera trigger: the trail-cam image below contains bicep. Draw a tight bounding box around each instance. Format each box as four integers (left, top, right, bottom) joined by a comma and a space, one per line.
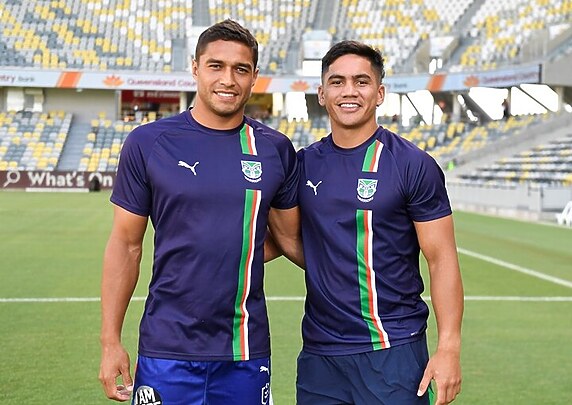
414, 215, 458, 267
109, 204, 148, 247
268, 206, 301, 240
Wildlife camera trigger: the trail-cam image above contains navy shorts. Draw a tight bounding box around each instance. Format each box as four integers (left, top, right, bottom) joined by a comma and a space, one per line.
132, 355, 272, 405
296, 337, 433, 405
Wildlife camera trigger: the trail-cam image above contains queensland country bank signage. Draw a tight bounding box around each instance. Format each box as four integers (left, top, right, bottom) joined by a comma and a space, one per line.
0, 170, 115, 191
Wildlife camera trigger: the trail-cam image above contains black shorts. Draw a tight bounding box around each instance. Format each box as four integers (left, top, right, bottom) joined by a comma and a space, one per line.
296, 336, 433, 405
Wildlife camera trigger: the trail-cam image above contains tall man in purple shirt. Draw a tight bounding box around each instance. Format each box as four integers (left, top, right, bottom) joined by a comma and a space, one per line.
98, 20, 301, 404
288, 41, 464, 405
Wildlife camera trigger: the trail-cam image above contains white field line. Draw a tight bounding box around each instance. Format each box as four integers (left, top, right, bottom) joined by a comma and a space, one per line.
1, 296, 572, 303
457, 247, 572, 289
2, 248, 571, 304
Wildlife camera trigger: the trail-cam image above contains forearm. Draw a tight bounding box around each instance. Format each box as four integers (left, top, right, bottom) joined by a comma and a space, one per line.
268, 207, 305, 269
429, 260, 464, 352
100, 236, 141, 345
280, 238, 305, 269
264, 230, 282, 262
416, 216, 463, 352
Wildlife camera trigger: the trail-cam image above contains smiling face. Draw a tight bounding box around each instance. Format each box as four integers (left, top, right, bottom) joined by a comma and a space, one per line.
318, 54, 384, 144
191, 39, 259, 129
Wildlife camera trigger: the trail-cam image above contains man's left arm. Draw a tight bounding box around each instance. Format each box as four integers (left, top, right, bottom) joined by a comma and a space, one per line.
267, 206, 305, 269
415, 214, 464, 405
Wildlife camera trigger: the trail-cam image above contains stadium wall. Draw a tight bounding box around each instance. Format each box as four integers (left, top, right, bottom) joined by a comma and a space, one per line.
44, 89, 116, 124
542, 53, 572, 87
448, 183, 572, 221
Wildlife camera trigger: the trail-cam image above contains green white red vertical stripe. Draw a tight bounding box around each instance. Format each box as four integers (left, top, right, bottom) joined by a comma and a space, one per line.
362, 139, 383, 172
356, 209, 390, 350
232, 189, 261, 360
240, 124, 257, 155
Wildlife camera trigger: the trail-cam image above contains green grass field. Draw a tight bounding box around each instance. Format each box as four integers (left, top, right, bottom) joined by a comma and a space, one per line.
0, 191, 571, 404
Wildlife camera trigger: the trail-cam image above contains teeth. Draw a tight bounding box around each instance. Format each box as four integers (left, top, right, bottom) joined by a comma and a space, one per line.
217, 92, 235, 98
340, 103, 358, 108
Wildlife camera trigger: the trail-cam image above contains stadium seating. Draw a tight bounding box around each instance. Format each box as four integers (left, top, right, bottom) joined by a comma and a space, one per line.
0, 111, 71, 171
0, 0, 191, 72
336, 0, 474, 73
79, 117, 141, 172
208, 0, 317, 74
1, 0, 569, 75
457, 132, 572, 187
455, 0, 572, 71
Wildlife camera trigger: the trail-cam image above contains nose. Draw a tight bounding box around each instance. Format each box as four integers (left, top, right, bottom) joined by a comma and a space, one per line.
341, 82, 358, 97
219, 67, 235, 87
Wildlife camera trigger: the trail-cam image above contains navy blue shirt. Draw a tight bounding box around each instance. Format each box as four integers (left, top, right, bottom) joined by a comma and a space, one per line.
111, 110, 298, 361
298, 127, 451, 355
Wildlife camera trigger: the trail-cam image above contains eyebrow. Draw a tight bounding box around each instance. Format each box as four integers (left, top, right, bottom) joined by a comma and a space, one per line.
204, 58, 253, 70
326, 73, 372, 81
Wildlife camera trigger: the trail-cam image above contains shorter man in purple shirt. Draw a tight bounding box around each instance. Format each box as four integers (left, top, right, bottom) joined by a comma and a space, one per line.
282, 41, 464, 405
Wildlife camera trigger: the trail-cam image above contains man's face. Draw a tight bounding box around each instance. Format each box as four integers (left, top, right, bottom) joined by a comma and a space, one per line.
318, 54, 384, 133
192, 40, 258, 126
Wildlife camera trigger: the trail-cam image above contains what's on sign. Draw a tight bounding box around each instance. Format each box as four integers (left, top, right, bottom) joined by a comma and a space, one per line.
0, 170, 115, 190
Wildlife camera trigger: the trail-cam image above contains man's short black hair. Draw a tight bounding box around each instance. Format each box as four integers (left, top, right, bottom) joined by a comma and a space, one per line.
321, 40, 385, 83
195, 19, 259, 68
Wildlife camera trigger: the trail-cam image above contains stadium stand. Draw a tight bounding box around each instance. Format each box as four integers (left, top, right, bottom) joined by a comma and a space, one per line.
269, 115, 330, 149
0, 0, 192, 72
430, 114, 547, 164
0, 111, 71, 171
208, 0, 317, 74
1, 0, 569, 75
456, 132, 572, 186
78, 117, 140, 172
454, 0, 572, 71
334, 0, 474, 73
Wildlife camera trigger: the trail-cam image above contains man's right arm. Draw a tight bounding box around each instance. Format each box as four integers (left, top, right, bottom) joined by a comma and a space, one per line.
98, 205, 148, 402
268, 206, 305, 269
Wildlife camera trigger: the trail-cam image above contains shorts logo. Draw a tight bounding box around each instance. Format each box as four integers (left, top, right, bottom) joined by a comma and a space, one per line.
134, 385, 162, 405
241, 160, 262, 183
261, 382, 270, 405
357, 179, 378, 202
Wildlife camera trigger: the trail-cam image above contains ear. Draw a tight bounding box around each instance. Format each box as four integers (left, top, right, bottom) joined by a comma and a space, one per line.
191, 59, 199, 80
251, 67, 259, 88
376, 84, 385, 107
317, 85, 325, 106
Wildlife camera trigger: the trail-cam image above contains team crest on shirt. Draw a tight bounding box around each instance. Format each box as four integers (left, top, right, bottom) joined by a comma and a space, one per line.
357, 178, 378, 202
134, 385, 162, 405
241, 160, 263, 183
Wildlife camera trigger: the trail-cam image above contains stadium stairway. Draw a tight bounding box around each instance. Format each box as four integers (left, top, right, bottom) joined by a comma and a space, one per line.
452, 0, 485, 35
57, 122, 91, 171
192, 0, 210, 25
313, 0, 337, 30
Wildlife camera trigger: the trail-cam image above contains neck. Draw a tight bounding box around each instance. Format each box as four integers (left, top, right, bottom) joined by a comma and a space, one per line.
331, 122, 379, 149
190, 104, 244, 130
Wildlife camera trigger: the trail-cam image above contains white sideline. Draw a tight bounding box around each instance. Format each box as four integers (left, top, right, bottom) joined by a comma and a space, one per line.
1, 296, 572, 303
457, 247, 572, 289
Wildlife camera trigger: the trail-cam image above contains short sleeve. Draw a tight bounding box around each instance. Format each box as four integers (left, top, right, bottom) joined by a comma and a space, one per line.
405, 151, 451, 222
270, 138, 299, 209
110, 129, 152, 216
